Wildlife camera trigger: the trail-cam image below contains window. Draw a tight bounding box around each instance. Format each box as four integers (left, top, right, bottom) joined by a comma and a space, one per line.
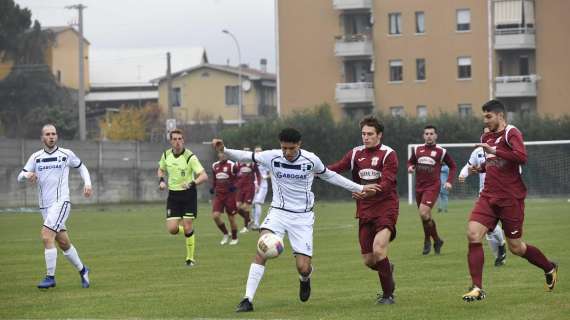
389, 59, 403, 82
388, 13, 402, 35
457, 57, 472, 79
416, 58, 426, 81
519, 56, 529, 75
390, 106, 405, 117
56, 70, 61, 83
415, 11, 425, 34
225, 85, 239, 106
417, 105, 428, 119
456, 9, 471, 31
172, 87, 181, 107
458, 104, 472, 118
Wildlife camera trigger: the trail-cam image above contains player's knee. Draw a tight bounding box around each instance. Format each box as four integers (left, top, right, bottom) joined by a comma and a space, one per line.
508, 242, 525, 256
56, 238, 70, 250
167, 226, 179, 235
466, 229, 483, 242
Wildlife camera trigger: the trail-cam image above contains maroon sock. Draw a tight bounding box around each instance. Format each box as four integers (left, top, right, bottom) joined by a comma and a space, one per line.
216, 222, 228, 235
422, 220, 430, 242
468, 243, 484, 288
430, 219, 440, 242
231, 229, 238, 239
523, 244, 554, 273
243, 211, 251, 225
376, 258, 394, 298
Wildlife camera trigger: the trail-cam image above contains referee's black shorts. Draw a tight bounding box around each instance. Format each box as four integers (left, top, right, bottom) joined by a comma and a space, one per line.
166, 187, 197, 219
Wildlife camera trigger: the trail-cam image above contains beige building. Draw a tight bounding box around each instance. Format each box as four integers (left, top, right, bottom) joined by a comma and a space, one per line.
277, 0, 570, 119
154, 61, 276, 125
0, 26, 89, 90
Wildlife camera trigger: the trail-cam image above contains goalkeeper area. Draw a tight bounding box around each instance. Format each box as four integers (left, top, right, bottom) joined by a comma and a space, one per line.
407, 140, 570, 204
1, 200, 568, 319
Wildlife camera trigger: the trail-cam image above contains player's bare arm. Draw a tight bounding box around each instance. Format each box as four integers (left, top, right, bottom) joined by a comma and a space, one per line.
157, 168, 167, 190
475, 143, 496, 154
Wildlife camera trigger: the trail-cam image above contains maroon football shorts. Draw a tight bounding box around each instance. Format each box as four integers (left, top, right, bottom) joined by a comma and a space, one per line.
213, 193, 238, 215
416, 189, 439, 208
358, 208, 398, 254
470, 195, 525, 239
236, 188, 254, 204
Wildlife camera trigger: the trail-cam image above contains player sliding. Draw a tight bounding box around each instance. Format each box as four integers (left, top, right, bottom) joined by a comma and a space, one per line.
212, 128, 381, 312
17, 124, 92, 289
408, 125, 457, 255
462, 100, 558, 302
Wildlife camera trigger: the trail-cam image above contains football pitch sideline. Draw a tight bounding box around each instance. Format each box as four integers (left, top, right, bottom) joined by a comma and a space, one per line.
0, 200, 568, 319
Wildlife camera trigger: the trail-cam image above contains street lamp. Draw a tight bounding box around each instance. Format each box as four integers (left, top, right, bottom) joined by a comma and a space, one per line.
222, 29, 243, 127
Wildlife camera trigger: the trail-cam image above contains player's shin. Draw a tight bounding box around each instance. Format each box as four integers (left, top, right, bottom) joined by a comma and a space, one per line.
63, 245, 84, 271
376, 257, 394, 298
244, 263, 265, 302
45, 247, 57, 276
468, 243, 484, 288
522, 244, 554, 273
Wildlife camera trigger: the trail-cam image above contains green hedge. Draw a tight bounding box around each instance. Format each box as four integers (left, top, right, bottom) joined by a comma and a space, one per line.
220, 105, 570, 199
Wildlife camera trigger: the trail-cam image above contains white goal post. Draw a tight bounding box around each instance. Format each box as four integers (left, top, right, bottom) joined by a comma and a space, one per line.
407, 140, 570, 205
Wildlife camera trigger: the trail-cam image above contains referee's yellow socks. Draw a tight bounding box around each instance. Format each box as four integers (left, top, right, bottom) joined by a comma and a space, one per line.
186, 232, 195, 262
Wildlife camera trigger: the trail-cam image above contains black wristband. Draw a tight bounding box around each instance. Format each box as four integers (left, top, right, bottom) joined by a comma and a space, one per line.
159, 177, 165, 184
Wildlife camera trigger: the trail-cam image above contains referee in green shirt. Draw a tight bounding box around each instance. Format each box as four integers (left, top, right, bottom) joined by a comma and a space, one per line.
158, 129, 208, 267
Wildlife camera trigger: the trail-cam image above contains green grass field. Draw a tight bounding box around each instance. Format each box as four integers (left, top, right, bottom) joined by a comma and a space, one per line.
1, 199, 569, 319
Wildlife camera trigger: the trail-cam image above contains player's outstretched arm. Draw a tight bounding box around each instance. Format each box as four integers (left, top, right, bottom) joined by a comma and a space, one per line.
458, 164, 471, 182
318, 168, 366, 193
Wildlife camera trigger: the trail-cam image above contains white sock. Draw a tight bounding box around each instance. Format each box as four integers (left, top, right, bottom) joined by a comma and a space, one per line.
245, 263, 265, 302
63, 245, 84, 272
45, 248, 57, 276
253, 204, 262, 226
486, 225, 503, 258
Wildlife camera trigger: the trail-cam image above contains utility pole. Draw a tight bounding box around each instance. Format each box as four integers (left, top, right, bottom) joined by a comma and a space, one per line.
66, 4, 87, 140
166, 52, 173, 119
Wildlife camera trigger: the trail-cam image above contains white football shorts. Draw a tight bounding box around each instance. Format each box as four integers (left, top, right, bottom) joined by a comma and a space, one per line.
260, 207, 314, 257
41, 200, 71, 232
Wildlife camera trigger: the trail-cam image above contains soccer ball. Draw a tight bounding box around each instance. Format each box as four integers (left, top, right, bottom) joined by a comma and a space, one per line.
257, 233, 284, 259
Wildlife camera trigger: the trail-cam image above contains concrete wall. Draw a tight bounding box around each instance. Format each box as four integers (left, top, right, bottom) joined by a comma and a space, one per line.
0, 138, 216, 208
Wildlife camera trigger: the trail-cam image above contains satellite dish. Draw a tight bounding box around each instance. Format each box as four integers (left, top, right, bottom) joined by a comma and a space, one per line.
242, 80, 252, 92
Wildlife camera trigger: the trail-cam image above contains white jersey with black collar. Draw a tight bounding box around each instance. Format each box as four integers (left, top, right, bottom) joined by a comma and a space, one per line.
21, 146, 85, 208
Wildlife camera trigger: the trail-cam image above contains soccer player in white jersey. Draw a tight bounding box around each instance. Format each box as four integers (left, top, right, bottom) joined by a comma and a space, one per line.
251, 146, 270, 230
213, 128, 381, 313
17, 124, 92, 289
459, 129, 507, 267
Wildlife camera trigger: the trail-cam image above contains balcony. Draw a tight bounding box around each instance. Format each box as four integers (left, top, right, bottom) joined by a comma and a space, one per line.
494, 28, 535, 50
335, 82, 375, 104
495, 75, 537, 97
333, 0, 372, 10
334, 34, 373, 57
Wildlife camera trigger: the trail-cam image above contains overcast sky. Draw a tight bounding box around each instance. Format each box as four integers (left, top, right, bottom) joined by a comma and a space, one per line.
15, 0, 276, 83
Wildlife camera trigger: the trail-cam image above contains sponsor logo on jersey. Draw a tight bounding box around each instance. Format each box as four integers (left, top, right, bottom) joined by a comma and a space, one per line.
358, 168, 381, 181
240, 166, 253, 173
216, 172, 230, 179
37, 164, 63, 171
417, 156, 436, 166
276, 171, 307, 180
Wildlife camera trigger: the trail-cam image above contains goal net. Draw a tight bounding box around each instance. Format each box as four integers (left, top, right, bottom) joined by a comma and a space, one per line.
407, 140, 570, 204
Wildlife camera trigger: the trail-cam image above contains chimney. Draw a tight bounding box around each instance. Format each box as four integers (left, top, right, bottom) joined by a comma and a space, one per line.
260, 58, 267, 72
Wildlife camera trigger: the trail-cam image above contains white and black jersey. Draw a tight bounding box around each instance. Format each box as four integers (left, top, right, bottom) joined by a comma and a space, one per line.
21, 147, 86, 208
225, 148, 363, 213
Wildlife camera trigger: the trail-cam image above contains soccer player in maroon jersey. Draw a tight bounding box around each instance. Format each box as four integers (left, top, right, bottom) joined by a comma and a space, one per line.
407, 125, 457, 255
210, 151, 240, 245
328, 116, 398, 304
462, 100, 558, 302
235, 147, 261, 233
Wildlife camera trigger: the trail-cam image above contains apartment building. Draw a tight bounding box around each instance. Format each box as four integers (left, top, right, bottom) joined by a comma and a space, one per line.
277, 0, 570, 119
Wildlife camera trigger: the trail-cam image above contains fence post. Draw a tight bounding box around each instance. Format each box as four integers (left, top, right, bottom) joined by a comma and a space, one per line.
97, 141, 103, 204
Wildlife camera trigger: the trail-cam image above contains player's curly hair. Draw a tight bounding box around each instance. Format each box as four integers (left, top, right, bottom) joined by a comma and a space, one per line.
359, 116, 384, 134
278, 128, 302, 143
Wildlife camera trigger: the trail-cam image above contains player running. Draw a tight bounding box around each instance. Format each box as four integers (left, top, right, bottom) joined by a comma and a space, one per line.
17, 124, 92, 289
212, 128, 381, 312
235, 147, 260, 233
328, 116, 398, 305
158, 129, 208, 267
462, 100, 558, 302
408, 125, 457, 255
210, 151, 240, 245
458, 128, 507, 267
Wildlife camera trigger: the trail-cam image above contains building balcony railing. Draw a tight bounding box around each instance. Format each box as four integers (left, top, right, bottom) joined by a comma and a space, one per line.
335, 82, 375, 104
332, 0, 372, 11
494, 27, 535, 50
495, 75, 538, 97
334, 34, 373, 57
